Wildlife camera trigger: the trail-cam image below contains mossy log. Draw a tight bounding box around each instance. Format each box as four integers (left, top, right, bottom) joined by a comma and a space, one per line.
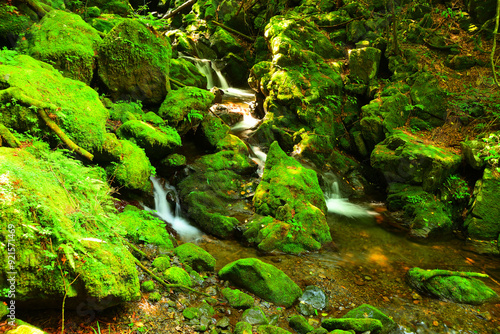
210, 20, 254, 42
0, 123, 20, 148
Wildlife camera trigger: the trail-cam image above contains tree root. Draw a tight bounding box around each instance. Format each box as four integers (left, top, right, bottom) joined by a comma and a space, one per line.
0, 123, 20, 148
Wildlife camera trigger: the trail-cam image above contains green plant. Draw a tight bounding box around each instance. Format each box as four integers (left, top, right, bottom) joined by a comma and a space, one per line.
407, 194, 424, 204
444, 175, 469, 201
187, 109, 204, 123
286, 218, 305, 239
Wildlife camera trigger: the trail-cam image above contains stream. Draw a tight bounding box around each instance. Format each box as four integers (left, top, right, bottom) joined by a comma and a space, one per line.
145, 62, 500, 333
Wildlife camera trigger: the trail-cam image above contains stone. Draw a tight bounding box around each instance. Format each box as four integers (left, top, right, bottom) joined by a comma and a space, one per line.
289, 315, 314, 334
218, 258, 302, 307
222, 288, 255, 309
170, 58, 207, 89
164, 267, 193, 287
241, 307, 269, 325
343, 304, 397, 334
174, 243, 216, 272
410, 72, 447, 127
321, 318, 383, 332
298, 286, 328, 310
348, 47, 381, 84
234, 321, 253, 334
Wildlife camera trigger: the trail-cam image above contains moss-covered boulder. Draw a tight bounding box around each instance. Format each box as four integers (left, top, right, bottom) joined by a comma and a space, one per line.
465, 167, 500, 241
97, 19, 172, 104
222, 287, 254, 309
210, 27, 244, 58
342, 304, 397, 334
321, 318, 383, 332
371, 131, 461, 192
251, 142, 331, 253
170, 58, 207, 89
117, 206, 175, 249
0, 3, 33, 46
257, 325, 292, 334
0, 53, 108, 154
407, 268, 499, 305
289, 315, 314, 334
218, 258, 302, 307
348, 47, 381, 84
0, 143, 140, 309
164, 267, 193, 287
174, 243, 216, 272
198, 115, 232, 149
97, 133, 153, 192
159, 86, 214, 135
23, 10, 102, 85
116, 120, 181, 160
409, 72, 447, 127
361, 92, 411, 134
387, 183, 453, 238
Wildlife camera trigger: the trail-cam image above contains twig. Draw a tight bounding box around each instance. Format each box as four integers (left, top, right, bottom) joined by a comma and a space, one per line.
210, 20, 255, 42
160, 0, 196, 20
170, 77, 187, 88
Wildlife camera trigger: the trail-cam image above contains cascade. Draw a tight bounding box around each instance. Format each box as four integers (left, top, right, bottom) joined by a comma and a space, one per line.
180, 55, 229, 90
145, 177, 203, 241
323, 173, 373, 218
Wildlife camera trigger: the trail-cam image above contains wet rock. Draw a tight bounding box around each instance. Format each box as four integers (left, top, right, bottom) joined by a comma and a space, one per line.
299, 286, 328, 310
159, 86, 214, 136
211, 87, 224, 103
218, 258, 302, 307
409, 72, 447, 127
360, 92, 410, 134
371, 131, 461, 192
198, 115, 231, 149
22, 10, 102, 85
256, 325, 292, 334
170, 58, 208, 89
465, 167, 500, 240
241, 307, 269, 325
322, 318, 383, 332
461, 139, 488, 170
289, 314, 314, 334
222, 52, 250, 87
407, 268, 500, 305
97, 19, 172, 104
250, 142, 331, 253
348, 47, 381, 84
222, 288, 255, 309
116, 120, 181, 160
174, 242, 216, 272
343, 304, 397, 334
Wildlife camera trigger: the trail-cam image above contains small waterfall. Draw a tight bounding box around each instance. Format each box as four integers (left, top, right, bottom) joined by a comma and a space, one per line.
323, 174, 373, 218
145, 177, 203, 241
180, 55, 229, 90
249, 145, 267, 177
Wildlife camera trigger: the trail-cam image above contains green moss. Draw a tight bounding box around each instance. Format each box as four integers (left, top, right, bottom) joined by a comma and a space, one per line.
174, 243, 215, 272
109, 101, 144, 123
23, 10, 102, 84
116, 120, 181, 160
152, 256, 171, 271
97, 19, 172, 104
321, 318, 383, 332
148, 291, 162, 302
117, 206, 174, 249
170, 58, 207, 89
141, 280, 155, 292
164, 267, 193, 287
199, 150, 256, 175
0, 4, 31, 39
257, 325, 292, 334
183, 306, 201, 320
289, 315, 314, 334
218, 258, 302, 307
0, 144, 139, 307
216, 134, 248, 153
200, 116, 231, 148
0, 53, 108, 153
222, 288, 254, 309
143, 111, 165, 126
343, 304, 396, 334
234, 321, 253, 334
161, 153, 186, 167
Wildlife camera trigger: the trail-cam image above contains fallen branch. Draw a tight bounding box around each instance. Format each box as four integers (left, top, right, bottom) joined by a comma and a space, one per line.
170, 77, 187, 88
133, 257, 210, 297
0, 123, 20, 148
161, 0, 196, 20
210, 20, 254, 42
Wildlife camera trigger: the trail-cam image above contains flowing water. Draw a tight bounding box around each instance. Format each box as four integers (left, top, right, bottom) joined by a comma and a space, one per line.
144, 75, 500, 333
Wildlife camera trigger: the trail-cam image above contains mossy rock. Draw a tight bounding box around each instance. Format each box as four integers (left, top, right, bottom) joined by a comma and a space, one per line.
159, 86, 214, 135
199, 115, 231, 149
97, 19, 172, 104
152, 256, 171, 271
116, 120, 181, 160
199, 150, 257, 175
88, 0, 131, 15
234, 322, 253, 334
241, 306, 269, 325
0, 53, 108, 153
343, 304, 396, 334
218, 258, 302, 307
257, 325, 292, 334
321, 318, 383, 332
170, 58, 207, 89
465, 167, 500, 240
0, 144, 140, 309
407, 268, 499, 305
98, 133, 153, 191
89, 14, 125, 33
221, 52, 250, 87
348, 47, 381, 84
289, 314, 314, 334
164, 267, 193, 287
210, 27, 244, 58
0, 3, 32, 44
174, 243, 216, 272
117, 206, 175, 249
23, 10, 102, 85
252, 142, 331, 253
141, 280, 155, 292
109, 101, 145, 123
371, 131, 461, 192
222, 287, 254, 309
409, 72, 447, 127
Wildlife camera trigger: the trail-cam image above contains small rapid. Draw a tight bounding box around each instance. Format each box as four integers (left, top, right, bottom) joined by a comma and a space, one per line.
323, 174, 375, 218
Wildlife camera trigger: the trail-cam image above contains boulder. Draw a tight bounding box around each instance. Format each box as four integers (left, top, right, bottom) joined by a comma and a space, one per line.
0, 53, 108, 154
343, 304, 397, 334
158, 86, 214, 136
465, 167, 500, 240
241, 307, 269, 325
0, 144, 140, 310
322, 318, 383, 333
170, 58, 207, 89
174, 243, 216, 272
209, 27, 244, 58
222, 288, 254, 309
348, 47, 381, 84
97, 19, 172, 104
371, 131, 461, 192
407, 267, 499, 305
250, 142, 331, 253
218, 258, 302, 307
23, 10, 102, 85
257, 325, 292, 334
116, 120, 181, 160
164, 267, 193, 287
409, 72, 447, 127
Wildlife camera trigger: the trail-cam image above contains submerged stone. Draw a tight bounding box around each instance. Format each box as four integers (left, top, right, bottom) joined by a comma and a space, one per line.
343, 304, 397, 334
218, 258, 302, 307
407, 268, 499, 305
